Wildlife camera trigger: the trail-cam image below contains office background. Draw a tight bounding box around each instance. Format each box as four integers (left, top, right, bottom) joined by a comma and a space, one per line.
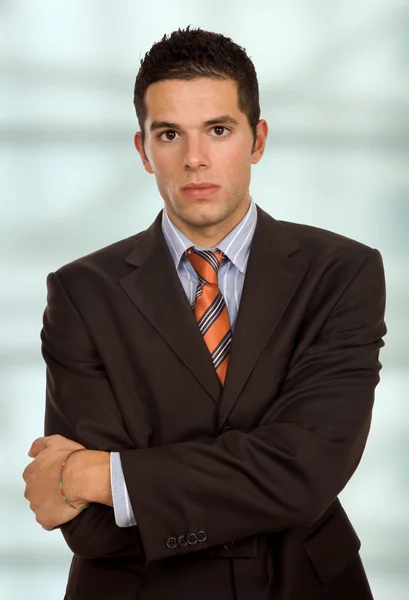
1, 1, 408, 598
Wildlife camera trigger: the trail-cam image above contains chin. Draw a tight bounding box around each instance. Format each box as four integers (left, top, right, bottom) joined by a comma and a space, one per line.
185, 201, 229, 221
185, 210, 228, 228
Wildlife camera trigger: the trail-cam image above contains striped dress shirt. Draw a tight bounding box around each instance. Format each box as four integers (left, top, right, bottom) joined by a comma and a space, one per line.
111, 198, 258, 527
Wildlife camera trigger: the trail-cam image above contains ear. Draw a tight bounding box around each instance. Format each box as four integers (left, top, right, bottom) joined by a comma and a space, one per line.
134, 132, 154, 174
251, 119, 268, 165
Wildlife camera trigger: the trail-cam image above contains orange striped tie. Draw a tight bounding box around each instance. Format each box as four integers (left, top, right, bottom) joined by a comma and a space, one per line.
186, 248, 232, 385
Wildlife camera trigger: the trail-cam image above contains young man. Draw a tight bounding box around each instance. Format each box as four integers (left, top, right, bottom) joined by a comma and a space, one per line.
23, 27, 386, 600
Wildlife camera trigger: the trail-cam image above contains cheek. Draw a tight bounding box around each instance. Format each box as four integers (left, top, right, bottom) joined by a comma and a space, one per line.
151, 161, 180, 198
150, 151, 179, 181
218, 139, 251, 167
225, 150, 251, 180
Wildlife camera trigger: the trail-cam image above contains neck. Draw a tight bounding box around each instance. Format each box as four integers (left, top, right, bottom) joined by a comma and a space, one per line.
168, 199, 251, 248
184, 228, 231, 248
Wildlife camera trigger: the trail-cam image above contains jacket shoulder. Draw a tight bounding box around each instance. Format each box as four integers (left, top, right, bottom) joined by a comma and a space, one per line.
278, 219, 378, 262
53, 230, 145, 282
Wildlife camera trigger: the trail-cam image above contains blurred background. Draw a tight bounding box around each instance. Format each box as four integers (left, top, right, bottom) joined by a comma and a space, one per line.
1, 1, 408, 598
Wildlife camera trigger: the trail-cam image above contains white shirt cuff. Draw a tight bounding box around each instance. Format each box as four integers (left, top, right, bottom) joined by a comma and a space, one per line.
110, 451, 137, 527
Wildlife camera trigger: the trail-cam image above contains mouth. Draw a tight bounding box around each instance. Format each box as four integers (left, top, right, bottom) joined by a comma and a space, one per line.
181, 183, 220, 198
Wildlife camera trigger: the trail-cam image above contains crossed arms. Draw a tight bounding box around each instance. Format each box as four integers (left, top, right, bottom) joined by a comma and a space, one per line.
23, 248, 386, 565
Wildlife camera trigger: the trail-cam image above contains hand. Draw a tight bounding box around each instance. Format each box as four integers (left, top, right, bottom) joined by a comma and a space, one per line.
22, 434, 88, 530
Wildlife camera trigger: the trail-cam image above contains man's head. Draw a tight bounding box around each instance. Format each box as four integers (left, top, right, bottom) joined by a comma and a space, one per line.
134, 27, 261, 147
133, 27, 268, 246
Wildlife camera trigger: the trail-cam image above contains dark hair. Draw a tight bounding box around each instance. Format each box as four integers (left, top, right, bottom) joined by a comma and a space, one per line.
133, 26, 260, 145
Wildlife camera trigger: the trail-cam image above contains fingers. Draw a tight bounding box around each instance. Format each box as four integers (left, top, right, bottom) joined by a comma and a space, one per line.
28, 434, 82, 459
28, 436, 49, 458
22, 463, 31, 483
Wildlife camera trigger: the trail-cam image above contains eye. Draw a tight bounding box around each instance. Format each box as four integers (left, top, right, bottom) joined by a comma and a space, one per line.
211, 126, 229, 137
159, 130, 180, 142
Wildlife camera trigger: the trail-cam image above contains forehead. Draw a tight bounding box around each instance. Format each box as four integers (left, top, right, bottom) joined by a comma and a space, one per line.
144, 78, 243, 124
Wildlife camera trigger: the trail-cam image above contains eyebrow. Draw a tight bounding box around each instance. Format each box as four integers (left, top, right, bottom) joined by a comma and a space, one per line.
149, 115, 239, 132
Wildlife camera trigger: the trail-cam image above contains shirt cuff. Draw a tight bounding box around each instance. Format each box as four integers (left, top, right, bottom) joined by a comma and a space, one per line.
110, 451, 137, 527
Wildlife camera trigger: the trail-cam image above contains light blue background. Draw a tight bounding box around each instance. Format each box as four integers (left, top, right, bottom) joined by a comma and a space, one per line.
1, 1, 408, 598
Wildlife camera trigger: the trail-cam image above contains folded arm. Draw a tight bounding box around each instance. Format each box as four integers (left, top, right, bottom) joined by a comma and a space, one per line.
41, 271, 144, 560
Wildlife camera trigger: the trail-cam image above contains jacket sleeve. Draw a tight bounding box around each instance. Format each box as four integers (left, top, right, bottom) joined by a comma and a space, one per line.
42, 271, 145, 560
119, 248, 387, 564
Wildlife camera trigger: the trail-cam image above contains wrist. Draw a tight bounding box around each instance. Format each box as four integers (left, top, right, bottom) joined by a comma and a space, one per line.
64, 449, 112, 507
62, 449, 91, 509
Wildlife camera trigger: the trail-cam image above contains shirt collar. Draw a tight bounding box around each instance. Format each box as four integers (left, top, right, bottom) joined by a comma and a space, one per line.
161, 197, 257, 275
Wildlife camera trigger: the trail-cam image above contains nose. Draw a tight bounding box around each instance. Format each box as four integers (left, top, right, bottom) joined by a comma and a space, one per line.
183, 135, 210, 170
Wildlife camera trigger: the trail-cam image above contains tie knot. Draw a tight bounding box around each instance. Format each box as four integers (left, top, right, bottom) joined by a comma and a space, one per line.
186, 248, 224, 284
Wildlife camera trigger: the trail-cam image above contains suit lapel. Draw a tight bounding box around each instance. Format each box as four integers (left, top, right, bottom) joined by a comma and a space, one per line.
217, 207, 310, 430
119, 213, 221, 403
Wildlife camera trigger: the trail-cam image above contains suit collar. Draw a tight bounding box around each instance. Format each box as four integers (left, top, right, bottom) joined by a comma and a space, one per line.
216, 205, 309, 429
120, 212, 222, 402
119, 206, 309, 416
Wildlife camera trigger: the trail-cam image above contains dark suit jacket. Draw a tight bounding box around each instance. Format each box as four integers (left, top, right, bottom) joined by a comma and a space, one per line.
42, 206, 386, 600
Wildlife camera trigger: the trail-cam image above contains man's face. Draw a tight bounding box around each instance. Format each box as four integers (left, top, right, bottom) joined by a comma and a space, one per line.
134, 77, 267, 243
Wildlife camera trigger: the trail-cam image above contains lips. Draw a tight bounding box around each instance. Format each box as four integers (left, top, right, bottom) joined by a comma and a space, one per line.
181, 184, 219, 198
182, 182, 218, 190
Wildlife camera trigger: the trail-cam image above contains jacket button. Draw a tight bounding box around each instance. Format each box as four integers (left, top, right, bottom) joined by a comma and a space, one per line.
196, 529, 208, 543
177, 534, 188, 547
186, 531, 198, 545
165, 535, 178, 549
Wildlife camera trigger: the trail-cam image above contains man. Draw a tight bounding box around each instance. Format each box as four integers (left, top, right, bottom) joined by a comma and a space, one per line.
22, 27, 386, 600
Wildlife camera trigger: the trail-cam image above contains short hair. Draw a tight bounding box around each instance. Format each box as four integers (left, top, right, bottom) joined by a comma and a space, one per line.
133, 26, 260, 145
